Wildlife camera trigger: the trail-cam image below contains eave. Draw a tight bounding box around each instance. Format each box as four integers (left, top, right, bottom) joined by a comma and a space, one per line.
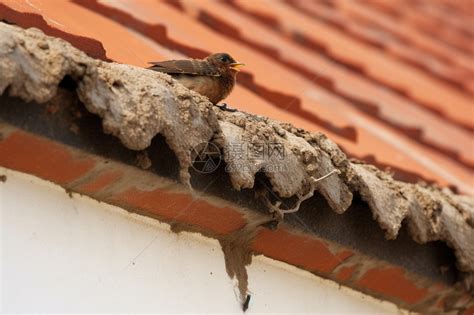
0, 22, 473, 313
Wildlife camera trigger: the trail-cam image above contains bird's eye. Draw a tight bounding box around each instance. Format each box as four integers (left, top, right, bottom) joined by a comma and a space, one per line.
220, 54, 230, 63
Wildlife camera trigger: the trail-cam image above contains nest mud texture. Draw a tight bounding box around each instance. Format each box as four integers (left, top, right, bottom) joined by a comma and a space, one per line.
0, 23, 473, 282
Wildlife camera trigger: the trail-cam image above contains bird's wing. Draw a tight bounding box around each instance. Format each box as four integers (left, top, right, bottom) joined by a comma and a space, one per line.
148, 59, 221, 77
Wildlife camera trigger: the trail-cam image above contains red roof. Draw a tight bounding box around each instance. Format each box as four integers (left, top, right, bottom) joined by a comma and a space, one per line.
1, 0, 472, 194
1, 1, 474, 313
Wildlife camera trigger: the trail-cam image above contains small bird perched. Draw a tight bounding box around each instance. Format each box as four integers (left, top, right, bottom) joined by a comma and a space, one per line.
148, 53, 244, 111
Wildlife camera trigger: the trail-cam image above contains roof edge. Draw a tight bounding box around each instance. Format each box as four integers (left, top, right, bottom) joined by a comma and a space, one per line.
0, 22, 472, 308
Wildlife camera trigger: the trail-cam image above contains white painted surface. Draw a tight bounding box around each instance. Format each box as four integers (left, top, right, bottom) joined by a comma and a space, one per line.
0, 167, 403, 314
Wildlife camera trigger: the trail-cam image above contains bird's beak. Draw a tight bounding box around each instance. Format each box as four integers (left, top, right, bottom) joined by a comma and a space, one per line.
230, 62, 245, 71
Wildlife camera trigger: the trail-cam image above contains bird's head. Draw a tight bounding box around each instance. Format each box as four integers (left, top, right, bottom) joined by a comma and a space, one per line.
206, 53, 245, 73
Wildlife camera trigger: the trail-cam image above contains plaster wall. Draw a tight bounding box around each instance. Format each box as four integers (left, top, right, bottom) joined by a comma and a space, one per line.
0, 167, 402, 313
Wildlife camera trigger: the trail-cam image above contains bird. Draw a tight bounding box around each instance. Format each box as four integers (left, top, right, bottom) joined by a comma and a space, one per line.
148, 53, 244, 111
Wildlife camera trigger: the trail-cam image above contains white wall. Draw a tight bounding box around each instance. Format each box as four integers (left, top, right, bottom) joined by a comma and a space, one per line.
0, 167, 403, 314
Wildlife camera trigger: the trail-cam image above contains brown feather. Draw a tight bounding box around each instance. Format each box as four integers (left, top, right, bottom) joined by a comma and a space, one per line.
148, 59, 221, 77
148, 53, 241, 104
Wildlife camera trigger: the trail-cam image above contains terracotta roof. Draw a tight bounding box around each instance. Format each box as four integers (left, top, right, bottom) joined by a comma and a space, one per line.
0, 0, 473, 313
1, 0, 473, 194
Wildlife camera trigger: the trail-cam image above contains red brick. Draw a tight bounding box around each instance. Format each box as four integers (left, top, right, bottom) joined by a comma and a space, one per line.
110, 187, 246, 235
0, 131, 95, 184
335, 265, 357, 281
77, 170, 123, 194
357, 266, 428, 304
252, 228, 353, 274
